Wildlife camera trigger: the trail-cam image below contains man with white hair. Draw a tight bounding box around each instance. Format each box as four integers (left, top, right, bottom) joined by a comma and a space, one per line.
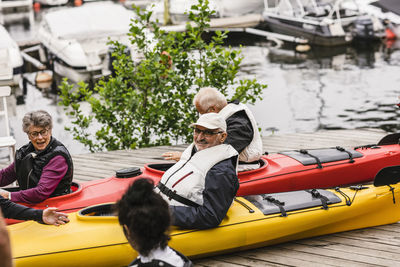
163, 87, 262, 170
157, 113, 239, 229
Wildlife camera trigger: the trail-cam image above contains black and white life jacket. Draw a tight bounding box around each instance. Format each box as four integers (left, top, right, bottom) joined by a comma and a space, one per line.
157, 143, 238, 207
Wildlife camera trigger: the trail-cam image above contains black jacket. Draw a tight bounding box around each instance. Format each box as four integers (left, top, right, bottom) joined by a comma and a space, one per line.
225, 101, 254, 154
15, 137, 73, 197
0, 196, 43, 222
170, 156, 239, 229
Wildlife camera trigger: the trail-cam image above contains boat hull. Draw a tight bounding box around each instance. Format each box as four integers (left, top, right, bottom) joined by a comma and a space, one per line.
261, 16, 351, 46
5, 139, 400, 224
9, 182, 400, 266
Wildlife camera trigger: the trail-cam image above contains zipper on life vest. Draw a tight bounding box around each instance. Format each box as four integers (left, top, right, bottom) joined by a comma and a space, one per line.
164, 152, 194, 184
172, 171, 194, 188
27, 169, 33, 189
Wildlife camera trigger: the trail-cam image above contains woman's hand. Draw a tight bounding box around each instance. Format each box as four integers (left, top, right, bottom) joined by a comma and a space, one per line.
161, 151, 182, 162
42, 207, 69, 226
0, 189, 10, 199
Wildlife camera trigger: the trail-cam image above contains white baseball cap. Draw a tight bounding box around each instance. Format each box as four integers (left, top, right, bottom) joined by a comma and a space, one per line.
190, 113, 227, 132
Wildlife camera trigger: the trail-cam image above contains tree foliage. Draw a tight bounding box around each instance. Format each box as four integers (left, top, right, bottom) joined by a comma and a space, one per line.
59, 0, 266, 152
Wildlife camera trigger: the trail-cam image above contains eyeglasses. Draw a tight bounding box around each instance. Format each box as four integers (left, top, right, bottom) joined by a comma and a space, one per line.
194, 128, 223, 137
28, 129, 49, 139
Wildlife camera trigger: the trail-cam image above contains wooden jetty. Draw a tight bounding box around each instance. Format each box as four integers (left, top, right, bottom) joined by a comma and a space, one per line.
1, 128, 400, 266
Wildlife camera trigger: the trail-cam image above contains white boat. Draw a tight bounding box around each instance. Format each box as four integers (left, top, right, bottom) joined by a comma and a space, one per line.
149, 0, 263, 25
0, 0, 32, 10
262, 0, 385, 46
356, 0, 400, 37
149, 0, 219, 24
34, 0, 69, 6
0, 25, 23, 88
123, 0, 157, 9
37, 1, 139, 84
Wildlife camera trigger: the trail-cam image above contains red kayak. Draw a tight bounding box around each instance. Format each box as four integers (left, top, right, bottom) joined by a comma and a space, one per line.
5, 133, 400, 224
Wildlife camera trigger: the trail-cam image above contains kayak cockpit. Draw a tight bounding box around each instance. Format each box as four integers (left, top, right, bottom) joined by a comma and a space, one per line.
145, 159, 269, 175
78, 203, 117, 221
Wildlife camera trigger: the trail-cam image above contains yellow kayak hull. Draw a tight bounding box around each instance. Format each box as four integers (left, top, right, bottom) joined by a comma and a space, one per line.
9, 184, 400, 267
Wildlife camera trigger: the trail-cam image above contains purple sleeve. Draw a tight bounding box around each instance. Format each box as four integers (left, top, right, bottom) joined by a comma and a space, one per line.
0, 163, 17, 187
10, 155, 68, 204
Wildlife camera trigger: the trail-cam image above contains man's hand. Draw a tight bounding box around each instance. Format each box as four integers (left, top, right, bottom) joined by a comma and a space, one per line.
0, 189, 10, 199
42, 207, 69, 226
161, 151, 182, 162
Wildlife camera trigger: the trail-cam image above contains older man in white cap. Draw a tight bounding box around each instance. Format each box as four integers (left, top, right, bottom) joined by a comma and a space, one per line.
163, 87, 262, 171
156, 113, 239, 229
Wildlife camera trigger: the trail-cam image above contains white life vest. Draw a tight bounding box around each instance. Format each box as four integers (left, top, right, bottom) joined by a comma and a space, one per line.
157, 143, 238, 207
219, 102, 263, 162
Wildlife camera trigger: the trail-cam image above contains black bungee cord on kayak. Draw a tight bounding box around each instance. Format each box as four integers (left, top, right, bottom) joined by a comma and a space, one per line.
299, 149, 323, 169
263, 195, 287, 217
335, 187, 352, 206
335, 146, 355, 163
234, 198, 255, 213
305, 189, 329, 209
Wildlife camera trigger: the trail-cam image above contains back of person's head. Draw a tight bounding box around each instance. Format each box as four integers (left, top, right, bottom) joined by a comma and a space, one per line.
193, 87, 227, 113
116, 178, 170, 256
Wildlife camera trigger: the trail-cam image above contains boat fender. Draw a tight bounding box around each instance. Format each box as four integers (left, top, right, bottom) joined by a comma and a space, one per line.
306, 189, 328, 210
263, 195, 287, 217
299, 149, 323, 169
335, 146, 355, 163
115, 167, 142, 178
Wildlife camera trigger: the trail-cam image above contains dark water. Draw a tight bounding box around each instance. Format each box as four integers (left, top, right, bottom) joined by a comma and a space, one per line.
1, 5, 400, 160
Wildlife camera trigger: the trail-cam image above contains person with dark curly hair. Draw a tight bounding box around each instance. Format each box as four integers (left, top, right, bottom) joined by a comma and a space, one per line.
116, 178, 192, 267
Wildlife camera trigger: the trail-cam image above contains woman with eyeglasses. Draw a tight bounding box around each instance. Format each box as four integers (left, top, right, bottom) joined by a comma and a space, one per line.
0, 110, 73, 203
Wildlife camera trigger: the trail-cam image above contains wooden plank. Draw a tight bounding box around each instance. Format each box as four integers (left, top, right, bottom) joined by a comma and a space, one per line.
294, 237, 400, 260
236, 247, 352, 267
334, 228, 400, 246
277, 242, 399, 266
210, 255, 283, 267
194, 257, 251, 267
297, 234, 400, 255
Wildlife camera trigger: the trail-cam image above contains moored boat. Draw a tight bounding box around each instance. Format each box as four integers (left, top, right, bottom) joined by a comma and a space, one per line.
0, 25, 23, 88
37, 1, 140, 85
261, 0, 385, 46
4, 133, 400, 225
8, 165, 400, 266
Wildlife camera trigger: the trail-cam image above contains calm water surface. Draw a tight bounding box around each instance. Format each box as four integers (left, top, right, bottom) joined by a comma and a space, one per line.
1, 5, 400, 160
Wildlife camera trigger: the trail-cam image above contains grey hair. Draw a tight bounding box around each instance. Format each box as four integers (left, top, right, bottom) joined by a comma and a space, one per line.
193, 87, 227, 111
22, 110, 53, 133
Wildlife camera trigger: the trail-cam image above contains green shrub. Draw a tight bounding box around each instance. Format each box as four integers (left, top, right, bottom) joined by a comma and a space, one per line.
59, 0, 266, 152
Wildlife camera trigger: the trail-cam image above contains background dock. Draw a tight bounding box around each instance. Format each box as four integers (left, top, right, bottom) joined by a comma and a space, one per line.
2, 128, 399, 266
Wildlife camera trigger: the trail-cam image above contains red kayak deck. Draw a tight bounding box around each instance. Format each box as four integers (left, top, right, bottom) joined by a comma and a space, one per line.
5, 140, 400, 224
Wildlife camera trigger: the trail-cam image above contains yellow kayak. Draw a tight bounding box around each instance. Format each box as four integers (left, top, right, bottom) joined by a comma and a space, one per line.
9, 166, 400, 267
